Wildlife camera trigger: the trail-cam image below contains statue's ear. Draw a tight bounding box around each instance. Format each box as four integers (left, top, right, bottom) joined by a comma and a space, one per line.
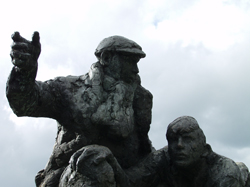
100, 51, 112, 66
201, 144, 212, 158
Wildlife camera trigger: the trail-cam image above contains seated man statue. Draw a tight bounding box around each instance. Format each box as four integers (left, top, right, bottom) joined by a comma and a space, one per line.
124, 116, 249, 187
7, 32, 153, 187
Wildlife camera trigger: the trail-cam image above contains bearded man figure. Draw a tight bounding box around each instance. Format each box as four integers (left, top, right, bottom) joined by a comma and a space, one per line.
7, 32, 153, 187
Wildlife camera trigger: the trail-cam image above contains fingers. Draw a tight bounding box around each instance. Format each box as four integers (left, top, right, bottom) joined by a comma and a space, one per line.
11, 42, 29, 51
11, 31, 40, 47
78, 146, 112, 166
10, 31, 41, 67
11, 32, 21, 42
76, 148, 95, 170
10, 50, 31, 67
12, 58, 25, 67
70, 145, 113, 173
11, 32, 30, 43
11, 32, 32, 55
10, 50, 30, 60
93, 153, 108, 165
70, 149, 85, 171
31, 31, 40, 46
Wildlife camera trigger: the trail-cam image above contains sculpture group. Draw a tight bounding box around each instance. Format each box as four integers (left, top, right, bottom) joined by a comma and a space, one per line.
6, 32, 250, 187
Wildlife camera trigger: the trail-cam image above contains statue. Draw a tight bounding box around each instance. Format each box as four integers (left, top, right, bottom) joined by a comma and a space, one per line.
7, 31, 250, 187
124, 116, 250, 187
7, 32, 153, 187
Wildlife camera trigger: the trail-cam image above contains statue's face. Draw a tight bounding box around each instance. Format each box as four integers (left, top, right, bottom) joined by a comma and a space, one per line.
101, 52, 140, 84
119, 54, 140, 84
168, 127, 205, 169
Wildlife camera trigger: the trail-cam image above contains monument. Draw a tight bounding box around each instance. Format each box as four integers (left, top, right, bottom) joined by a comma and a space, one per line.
6, 32, 250, 187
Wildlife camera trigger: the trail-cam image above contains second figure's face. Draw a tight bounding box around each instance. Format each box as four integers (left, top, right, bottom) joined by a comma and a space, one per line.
168, 129, 205, 169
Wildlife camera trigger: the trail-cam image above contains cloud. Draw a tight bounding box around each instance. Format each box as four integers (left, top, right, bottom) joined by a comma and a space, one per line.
1, 0, 250, 186
146, 36, 250, 163
0, 105, 56, 187
144, 0, 250, 51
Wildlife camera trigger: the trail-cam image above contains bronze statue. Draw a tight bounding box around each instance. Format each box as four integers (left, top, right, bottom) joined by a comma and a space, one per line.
125, 116, 249, 187
7, 32, 153, 187
7, 31, 249, 187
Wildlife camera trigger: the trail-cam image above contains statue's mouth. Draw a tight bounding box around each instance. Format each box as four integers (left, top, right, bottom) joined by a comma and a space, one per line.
175, 153, 187, 159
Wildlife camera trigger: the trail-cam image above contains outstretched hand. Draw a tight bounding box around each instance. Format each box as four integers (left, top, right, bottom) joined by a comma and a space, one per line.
10, 31, 41, 70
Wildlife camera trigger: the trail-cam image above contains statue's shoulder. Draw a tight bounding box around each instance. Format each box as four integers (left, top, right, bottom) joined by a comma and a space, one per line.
206, 151, 244, 186
44, 74, 89, 89
134, 84, 153, 107
48, 62, 102, 89
210, 152, 241, 174
138, 85, 153, 98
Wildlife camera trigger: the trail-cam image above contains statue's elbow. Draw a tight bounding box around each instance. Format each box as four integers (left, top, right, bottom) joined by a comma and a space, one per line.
6, 93, 28, 117
10, 107, 27, 117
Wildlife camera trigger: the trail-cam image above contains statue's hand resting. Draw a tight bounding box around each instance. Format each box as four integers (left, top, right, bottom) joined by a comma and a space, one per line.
10, 31, 41, 70
59, 145, 117, 187
70, 145, 114, 174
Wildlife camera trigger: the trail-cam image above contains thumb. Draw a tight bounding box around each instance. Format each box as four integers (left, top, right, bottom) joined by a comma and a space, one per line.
31, 31, 40, 47
11, 31, 29, 43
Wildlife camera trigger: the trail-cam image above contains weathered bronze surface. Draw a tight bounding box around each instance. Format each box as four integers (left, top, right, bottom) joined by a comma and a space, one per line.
7, 32, 249, 187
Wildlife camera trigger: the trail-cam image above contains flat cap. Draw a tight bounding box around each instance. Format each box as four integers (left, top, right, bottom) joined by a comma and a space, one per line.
95, 35, 146, 58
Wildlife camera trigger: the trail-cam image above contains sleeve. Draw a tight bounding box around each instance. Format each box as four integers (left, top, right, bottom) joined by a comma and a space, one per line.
6, 66, 68, 120
125, 149, 165, 187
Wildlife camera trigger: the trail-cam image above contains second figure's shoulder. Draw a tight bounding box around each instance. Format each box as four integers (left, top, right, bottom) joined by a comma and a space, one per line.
208, 152, 241, 174
206, 151, 245, 187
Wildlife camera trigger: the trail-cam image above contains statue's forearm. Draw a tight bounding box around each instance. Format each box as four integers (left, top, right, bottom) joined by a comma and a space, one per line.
106, 156, 132, 187
7, 31, 42, 116
6, 65, 39, 116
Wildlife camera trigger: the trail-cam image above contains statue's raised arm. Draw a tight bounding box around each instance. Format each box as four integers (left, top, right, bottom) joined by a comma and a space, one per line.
7, 32, 44, 116
6, 32, 67, 120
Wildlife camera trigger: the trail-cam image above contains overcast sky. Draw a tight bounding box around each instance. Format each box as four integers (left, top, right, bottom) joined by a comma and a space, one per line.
1, 0, 250, 186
